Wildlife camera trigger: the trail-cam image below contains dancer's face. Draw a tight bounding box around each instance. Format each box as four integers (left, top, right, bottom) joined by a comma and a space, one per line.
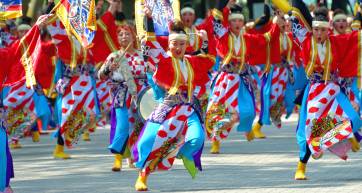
181, 12, 195, 28
312, 26, 328, 43
169, 39, 187, 59
229, 18, 244, 34
117, 29, 134, 49
18, 29, 29, 38
278, 17, 287, 33
285, 20, 292, 32
333, 19, 348, 34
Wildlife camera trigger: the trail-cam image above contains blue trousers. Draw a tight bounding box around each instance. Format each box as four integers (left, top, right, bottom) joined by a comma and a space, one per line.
135, 112, 204, 168
109, 106, 129, 154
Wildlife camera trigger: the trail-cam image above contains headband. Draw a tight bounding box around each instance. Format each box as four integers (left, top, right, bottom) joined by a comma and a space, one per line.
333, 14, 347, 22
181, 7, 195, 15
312, 21, 329, 28
169, 33, 188, 41
229, 13, 245, 21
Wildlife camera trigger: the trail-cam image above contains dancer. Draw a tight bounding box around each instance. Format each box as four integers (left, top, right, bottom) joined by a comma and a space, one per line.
132, 7, 215, 190
206, 0, 282, 153
99, 23, 148, 172
289, 2, 362, 180
252, 6, 302, 138
180, 3, 215, 118
48, 19, 100, 159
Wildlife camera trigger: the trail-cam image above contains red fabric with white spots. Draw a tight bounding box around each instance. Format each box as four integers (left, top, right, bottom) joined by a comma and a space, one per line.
206, 72, 240, 141
270, 67, 288, 105
124, 52, 147, 77
305, 82, 354, 158
142, 105, 194, 174
3, 80, 35, 112
60, 74, 96, 134
3, 80, 37, 139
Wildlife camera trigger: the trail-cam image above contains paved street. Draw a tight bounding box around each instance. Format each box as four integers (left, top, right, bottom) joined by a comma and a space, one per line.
9, 115, 362, 193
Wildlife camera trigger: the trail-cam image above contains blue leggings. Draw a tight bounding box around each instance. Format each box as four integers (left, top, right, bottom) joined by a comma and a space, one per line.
135, 112, 204, 168
178, 113, 205, 160
109, 106, 129, 154
0, 128, 7, 191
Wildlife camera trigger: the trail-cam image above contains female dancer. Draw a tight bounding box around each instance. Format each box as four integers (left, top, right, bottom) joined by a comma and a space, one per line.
291, 3, 362, 180
98, 24, 148, 172
206, 0, 282, 153
48, 18, 100, 159
132, 7, 215, 191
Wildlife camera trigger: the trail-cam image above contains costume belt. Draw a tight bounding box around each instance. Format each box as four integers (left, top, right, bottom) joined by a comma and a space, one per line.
63, 63, 94, 78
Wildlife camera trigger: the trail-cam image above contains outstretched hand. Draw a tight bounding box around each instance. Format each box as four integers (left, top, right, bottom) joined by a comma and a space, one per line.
227, 0, 236, 8
143, 5, 152, 18
36, 14, 53, 28
198, 30, 208, 41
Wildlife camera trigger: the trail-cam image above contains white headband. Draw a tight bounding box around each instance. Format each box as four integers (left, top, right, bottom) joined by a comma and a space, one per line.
181, 7, 195, 15
312, 21, 329, 28
228, 13, 244, 21
169, 33, 188, 41
333, 14, 347, 22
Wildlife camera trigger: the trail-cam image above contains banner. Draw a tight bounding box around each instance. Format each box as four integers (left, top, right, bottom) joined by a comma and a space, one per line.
0, 0, 22, 20
55, 0, 97, 47
290, 0, 313, 44
135, 0, 180, 37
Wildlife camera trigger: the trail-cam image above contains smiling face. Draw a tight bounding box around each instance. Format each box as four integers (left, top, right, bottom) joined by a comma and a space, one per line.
333, 19, 348, 34
117, 28, 134, 49
169, 39, 187, 59
229, 18, 244, 35
181, 12, 195, 28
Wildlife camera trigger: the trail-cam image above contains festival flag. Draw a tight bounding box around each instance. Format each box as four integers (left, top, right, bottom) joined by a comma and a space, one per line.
54, 0, 97, 47
0, 0, 22, 20
135, 0, 180, 37
289, 0, 313, 44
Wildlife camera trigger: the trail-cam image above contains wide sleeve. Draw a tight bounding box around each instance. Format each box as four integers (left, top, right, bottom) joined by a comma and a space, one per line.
0, 48, 11, 90
4, 25, 41, 87
333, 31, 360, 77
33, 41, 57, 89
90, 11, 120, 64
246, 24, 281, 66
190, 52, 216, 87
196, 15, 217, 55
